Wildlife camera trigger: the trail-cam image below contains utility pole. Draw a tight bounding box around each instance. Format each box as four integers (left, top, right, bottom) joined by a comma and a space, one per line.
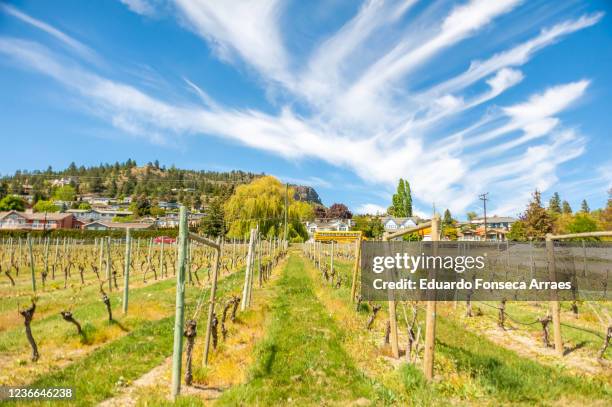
479, 193, 489, 241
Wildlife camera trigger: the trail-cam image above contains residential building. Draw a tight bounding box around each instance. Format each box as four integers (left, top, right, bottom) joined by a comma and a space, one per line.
381, 216, 419, 232
82, 221, 154, 231
51, 177, 76, 187
67, 208, 133, 222
458, 226, 510, 241
158, 201, 180, 210
0, 210, 75, 230
469, 216, 516, 230
305, 219, 353, 236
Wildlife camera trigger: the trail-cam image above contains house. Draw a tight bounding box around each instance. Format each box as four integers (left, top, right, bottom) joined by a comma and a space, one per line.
156, 214, 180, 228
469, 216, 516, 230
67, 208, 133, 222
158, 201, 180, 210
0, 210, 75, 230
51, 177, 75, 187
305, 219, 353, 236
381, 216, 419, 232
82, 221, 154, 231
458, 226, 509, 241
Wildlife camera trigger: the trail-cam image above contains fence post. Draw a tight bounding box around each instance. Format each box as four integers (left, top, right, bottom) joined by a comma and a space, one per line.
423, 214, 440, 381
241, 229, 255, 311
350, 238, 362, 302
160, 237, 165, 278
27, 235, 36, 292
171, 206, 188, 400
330, 240, 335, 283
382, 233, 400, 359
546, 234, 564, 356
106, 237, 112, 292
123, 228, 131, 314
203, 237, 222, 366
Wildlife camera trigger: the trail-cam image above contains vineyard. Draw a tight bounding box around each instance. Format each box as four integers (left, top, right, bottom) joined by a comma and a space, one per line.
0, 220, 611, 405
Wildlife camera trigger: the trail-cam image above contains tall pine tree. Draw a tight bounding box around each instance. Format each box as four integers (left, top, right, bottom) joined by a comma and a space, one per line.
548, 192, 561, 214
391, 178, 413, 217
520, 190, 553, 240
561, 200, 572, 214
580, 199, 590, 213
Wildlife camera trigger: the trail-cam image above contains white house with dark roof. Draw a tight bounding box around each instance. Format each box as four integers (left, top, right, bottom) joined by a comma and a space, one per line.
469, 216, 516, 230
381, 216, 419, 232
305, 219, 353, 236
67, 208, 133, 222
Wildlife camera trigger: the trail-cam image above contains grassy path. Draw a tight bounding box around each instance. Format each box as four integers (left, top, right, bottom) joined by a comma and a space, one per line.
217, 253, 390, 406
4, 270, 246, 406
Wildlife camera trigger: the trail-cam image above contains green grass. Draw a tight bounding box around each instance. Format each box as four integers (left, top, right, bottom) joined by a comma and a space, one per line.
309, 255, 612, 406
217, 254, 393, 406
4, 270, 245, 406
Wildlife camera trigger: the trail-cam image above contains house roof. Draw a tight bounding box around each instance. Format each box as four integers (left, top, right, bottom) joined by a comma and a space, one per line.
84, 221, 153, 229
0, 210, 72, 221
381, 216, 420, 224
471, 216, 516, 223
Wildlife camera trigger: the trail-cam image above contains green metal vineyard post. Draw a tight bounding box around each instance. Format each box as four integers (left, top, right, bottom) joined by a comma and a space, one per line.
123, 228, 131, 314
171, 206, 188, 401
27, 235, 36, 292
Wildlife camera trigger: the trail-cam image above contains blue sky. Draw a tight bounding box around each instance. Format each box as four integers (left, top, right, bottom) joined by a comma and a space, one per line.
0, 0, 611, 219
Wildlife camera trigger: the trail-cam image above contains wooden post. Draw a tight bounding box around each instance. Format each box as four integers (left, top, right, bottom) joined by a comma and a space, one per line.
546, 234, 564, 356
423, 214, 440, 381
330, 241, 335, 283
27, 235, 36, 292
203, 237, 222, 366
350, 238, 361, 302
241, 229, 255, 311
171, 206, 189, 400
106, 237, 112, 292
160, 237, 165, 278
123, 228, 131, 314
247, 226, 258, 305
382, 233, 400, 359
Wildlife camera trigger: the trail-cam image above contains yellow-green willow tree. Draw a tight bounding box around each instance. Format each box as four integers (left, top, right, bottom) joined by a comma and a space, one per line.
224, 176, 314, 240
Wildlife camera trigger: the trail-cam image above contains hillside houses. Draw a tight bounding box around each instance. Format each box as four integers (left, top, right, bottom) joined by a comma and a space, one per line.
66, 208, 133, 222
457, 216, 517, 241
0, 210, 75, 230
305, 219, 354, 236
82, 221, 154, 231
381, 216, 419, 232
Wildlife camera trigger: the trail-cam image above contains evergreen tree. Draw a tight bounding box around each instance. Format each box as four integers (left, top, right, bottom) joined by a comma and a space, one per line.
548, 192, 561, 214
580, 199, 590, 213
391, 178, 413, 217
562, 200, 572, 214
199, 197, 225, 237
600, 188, 612, 230
466, 211, 478, 221
442, 209, 453, 226
520, 190, 553, 240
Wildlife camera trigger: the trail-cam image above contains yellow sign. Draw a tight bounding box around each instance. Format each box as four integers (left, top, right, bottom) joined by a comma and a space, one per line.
314, 230, 362, 243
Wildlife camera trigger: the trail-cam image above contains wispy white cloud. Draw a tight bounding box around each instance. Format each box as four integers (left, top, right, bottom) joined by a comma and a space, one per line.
120, 0, 156, 17
0, 1, 603, 216
0, 3, 99, 64
355, 203, 387, 215
173, 0, 290, 85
